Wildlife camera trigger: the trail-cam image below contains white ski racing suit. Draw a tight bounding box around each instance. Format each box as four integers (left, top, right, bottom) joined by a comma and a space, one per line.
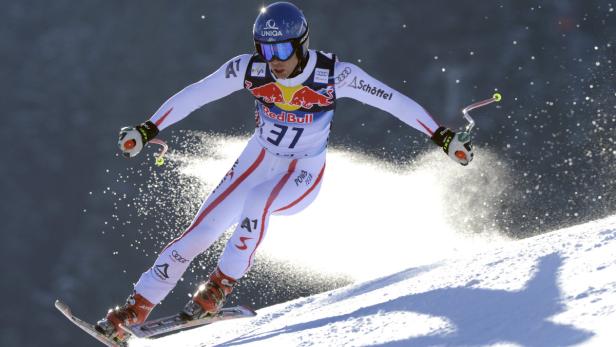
134, 50, 440, 304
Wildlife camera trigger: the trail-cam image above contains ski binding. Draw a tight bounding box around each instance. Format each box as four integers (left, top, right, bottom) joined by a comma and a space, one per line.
121, 305, 257, 339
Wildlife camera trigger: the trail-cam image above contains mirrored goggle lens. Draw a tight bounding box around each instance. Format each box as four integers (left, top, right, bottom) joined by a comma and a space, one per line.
258, 42, 295, 62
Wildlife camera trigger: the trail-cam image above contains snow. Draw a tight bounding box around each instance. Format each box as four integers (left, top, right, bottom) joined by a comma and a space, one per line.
130, 215, 616, 346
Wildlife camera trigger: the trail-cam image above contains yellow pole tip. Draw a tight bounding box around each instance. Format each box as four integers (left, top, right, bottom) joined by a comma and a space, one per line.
493, 93, 502, 102
155, 157, 165, 166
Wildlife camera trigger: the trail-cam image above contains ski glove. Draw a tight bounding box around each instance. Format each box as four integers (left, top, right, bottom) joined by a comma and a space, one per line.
431, 126, 474, 166
118, 121, 159, 158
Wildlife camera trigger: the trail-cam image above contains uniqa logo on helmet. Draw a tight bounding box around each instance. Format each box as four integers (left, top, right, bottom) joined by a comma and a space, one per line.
261, 19, 283, 37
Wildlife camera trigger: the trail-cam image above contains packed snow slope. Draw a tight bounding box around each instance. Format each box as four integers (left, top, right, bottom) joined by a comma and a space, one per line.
130, 215, 616, 346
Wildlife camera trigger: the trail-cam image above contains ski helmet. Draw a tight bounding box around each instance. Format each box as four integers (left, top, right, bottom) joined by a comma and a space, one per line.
253, 2, 309, 62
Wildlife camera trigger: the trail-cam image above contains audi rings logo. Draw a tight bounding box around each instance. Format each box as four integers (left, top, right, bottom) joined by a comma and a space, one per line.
335, 67, 352, 85
170, 250, 188, 263
265, 19, 279, 30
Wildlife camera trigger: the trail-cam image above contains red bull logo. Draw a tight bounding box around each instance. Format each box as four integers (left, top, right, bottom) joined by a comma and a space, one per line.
288, 86, 334, 109
245, 81, 334, 111
245, 81, 284, 104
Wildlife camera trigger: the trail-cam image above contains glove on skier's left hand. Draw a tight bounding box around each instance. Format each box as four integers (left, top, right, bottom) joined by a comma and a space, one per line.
431, 126, 474, 166
118, 121, 159, 158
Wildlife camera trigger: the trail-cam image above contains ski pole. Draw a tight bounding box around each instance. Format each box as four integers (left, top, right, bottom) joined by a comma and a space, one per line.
149, 138, 168, 166
462, 93, 502, 133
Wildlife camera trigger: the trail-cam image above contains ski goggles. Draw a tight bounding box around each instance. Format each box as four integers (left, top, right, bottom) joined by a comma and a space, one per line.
255, 41, 296, 62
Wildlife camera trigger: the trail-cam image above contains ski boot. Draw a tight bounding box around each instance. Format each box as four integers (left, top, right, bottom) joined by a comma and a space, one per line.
182, 268, 236, 319
95, 292, 155, 341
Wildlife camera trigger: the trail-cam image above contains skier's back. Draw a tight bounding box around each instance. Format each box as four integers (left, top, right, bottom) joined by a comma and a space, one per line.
95, 2, 473, 343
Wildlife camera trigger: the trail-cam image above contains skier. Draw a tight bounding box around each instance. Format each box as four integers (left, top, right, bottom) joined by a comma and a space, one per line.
95, 1, 474, 341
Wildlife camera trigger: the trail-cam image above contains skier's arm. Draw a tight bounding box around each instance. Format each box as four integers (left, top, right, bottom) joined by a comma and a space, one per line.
149, 54, 252, 131
334, 61, 440, 136
118, 54, 251, 158
334, 61, 473, 165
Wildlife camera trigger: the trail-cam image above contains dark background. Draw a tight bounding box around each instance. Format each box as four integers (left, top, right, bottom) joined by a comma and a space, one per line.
3, 1, 615, 346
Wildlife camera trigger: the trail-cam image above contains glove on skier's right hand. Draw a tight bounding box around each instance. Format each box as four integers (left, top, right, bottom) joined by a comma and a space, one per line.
431, 126, 474, 166
118, 121, 159, 158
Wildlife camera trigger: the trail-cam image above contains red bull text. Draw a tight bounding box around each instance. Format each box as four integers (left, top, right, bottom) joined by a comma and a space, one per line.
262, 105, 314, 124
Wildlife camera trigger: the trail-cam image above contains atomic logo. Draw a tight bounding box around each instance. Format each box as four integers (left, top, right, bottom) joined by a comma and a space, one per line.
153, 263, 170, 280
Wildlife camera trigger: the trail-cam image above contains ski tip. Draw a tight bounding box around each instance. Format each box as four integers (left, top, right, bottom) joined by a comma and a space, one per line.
55, 299, 74, 317
239, 305, 258, 316
55, 299, 67, 310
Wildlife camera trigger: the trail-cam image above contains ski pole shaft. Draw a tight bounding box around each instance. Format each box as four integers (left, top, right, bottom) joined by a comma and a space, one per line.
462, 93, 502, 133
149, 138, 168, 166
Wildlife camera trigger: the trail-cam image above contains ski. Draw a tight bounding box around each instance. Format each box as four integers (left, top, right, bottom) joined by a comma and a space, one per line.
55, 300, 127, 347
121, 305, 257, 339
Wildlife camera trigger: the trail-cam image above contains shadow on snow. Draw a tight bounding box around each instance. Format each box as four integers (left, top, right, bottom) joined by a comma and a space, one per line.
219, 253, 593, 347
